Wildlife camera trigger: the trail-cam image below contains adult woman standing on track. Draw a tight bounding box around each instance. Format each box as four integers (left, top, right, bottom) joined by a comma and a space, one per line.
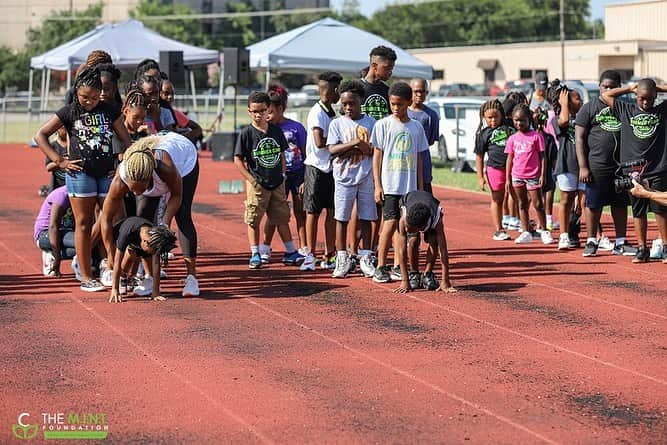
35, 67, 132, 292
100, 132, 200, 297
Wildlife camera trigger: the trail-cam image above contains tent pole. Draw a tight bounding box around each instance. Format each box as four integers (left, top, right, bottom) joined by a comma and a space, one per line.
66, 66, 72, 91
44, 69, 51, 113
216, 63, 224, 132
26, 69, 34, 142
40, 69, 46, 114
265, 62, 271, 89
190, 69, 197, 112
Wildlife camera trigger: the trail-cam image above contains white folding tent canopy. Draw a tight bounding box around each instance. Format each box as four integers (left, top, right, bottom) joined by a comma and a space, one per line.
247, 17, 433, 85
28, 19, 220, 112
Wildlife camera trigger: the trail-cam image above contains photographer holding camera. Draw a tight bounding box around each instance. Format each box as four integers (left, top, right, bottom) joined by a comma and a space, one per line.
601, 78, 667, 263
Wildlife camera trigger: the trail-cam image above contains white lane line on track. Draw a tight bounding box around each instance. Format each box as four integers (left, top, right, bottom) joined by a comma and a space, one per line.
197, 221, 667, 386
244, 297, 561, 445
0, 239, 275, 445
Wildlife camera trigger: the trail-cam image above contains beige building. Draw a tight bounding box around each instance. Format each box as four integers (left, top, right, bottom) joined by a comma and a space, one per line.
409, 0, 667, 89
0, 0, 139, 50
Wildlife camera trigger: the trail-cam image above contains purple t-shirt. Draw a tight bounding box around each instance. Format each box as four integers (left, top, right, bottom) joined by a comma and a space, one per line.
33, 186, 73, 241
504, 130, 544, 179
277, 118, 307, 173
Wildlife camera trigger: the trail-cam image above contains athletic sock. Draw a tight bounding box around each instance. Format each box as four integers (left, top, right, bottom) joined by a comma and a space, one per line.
587, 237, 597, 245
615, 237, 627, 246
283, 240, 296, 253
259, 243, 271, 255
502, 214, 510, 223
250, 245, 259, 255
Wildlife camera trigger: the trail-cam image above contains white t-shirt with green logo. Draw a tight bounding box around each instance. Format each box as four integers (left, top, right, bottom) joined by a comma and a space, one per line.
370, 116, 429, 195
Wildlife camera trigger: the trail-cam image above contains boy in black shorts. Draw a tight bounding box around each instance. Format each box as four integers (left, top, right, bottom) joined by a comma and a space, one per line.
576, 70, 635, 257
394, 190, 455, 293
371, 82, 429, 283
601, 78, 667, 262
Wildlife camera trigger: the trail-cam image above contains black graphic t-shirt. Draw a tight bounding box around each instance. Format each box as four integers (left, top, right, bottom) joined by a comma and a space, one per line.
575, 99, 621, 178
474, 125, 515, 169
361, 78, 390, 121
56, 102, 121, 178
551, 116, 579, 176
613, 100, 667, 177
113, 217, 153, 256
235, 123, 287, 190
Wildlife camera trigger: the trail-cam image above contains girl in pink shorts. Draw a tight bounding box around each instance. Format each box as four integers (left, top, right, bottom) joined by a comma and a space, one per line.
504, 104, 553, 245
474, 99, 515, 241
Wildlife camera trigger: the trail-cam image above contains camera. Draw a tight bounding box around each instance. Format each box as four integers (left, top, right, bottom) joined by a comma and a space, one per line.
614, 159, 648, 193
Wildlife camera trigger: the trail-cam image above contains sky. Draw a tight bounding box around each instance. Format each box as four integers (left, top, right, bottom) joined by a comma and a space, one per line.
330, 0, 624, 20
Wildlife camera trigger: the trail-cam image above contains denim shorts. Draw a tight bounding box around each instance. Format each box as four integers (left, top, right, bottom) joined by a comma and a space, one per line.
66, 171, 112, 198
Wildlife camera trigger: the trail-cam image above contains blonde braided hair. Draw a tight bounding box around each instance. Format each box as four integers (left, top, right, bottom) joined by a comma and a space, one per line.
123, 137, 159, 182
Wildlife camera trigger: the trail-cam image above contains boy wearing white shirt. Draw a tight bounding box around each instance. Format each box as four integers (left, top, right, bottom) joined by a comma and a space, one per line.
300, 72, 342, 271
371, 82, 429, 283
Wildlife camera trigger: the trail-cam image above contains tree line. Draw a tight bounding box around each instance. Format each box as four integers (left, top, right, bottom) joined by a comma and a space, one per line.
0, 0, 604, 92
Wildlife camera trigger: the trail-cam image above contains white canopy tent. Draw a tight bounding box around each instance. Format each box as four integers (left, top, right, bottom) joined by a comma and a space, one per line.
28, 19, 220, 113
247, 17, 433, 85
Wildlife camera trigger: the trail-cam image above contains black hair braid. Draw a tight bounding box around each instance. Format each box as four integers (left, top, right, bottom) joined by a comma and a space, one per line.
96, 62, 122, 106
546, 79, 567, 115
148, 226, 177, 266
134, 58, 160, 79
72, 66, 102, 120
512, 103, 534, 128
477, 99, 504, 135
123, 88, 147, 111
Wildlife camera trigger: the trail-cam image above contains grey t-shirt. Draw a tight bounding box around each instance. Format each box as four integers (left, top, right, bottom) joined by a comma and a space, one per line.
370, 116, 429, 195
327, 114, 376, 186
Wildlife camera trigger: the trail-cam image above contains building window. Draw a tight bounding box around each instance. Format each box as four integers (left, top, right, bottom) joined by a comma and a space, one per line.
520, 69, 547, 80
433, 69, 444, 80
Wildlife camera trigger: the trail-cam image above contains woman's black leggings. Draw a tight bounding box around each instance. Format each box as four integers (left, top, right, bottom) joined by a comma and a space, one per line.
136, 161, 199, 258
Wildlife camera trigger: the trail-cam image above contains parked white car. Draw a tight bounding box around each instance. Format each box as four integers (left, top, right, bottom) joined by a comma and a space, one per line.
426, 97, 485, 162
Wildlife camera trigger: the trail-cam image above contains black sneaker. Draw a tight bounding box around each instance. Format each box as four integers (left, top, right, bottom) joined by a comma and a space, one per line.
632, 245, 650, 263
612, 241, 637, 256
80, 279, 105, 292
582, 241, 598, 257
568, 235, 580, 249
372, 265, 391, 283
408, 271, 422, 289
389, 265, 402, 281
422, 271, 439, 291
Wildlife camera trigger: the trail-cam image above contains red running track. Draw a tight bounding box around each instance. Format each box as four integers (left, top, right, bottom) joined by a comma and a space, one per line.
0, 144, 665, 444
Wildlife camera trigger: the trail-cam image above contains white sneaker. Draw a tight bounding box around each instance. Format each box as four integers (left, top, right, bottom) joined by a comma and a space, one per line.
558, 233, 571, 250
100, 269, 113, 287
41, 250, 55, 276
540, 230, 554, 245
299, 253, 316, 271
507, 218, 521, 231
332, 253, 351, 278
99, 258, 108, 277
259, 247, 271, 264
71, 255, 82, 282
134, 276, 154, 296
298, 246, 309, 256
160, 269, 168, 278
514, 231, 533, 244
182, 274, 200, 297
597, 236, 614, 251
359, 254, 376, 277
650, 239, 664, 259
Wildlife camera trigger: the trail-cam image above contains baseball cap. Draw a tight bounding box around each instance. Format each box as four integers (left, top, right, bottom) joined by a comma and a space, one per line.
535, 73, 549, 91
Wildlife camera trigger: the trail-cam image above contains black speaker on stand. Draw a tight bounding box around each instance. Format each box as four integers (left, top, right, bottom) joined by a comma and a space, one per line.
223, 48, 251, 136
159, 51, 185, 90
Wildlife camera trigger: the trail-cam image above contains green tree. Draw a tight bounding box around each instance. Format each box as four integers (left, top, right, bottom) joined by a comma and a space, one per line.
0, 48, 31, 91
130, 0, 212, 48
26, 2, 103, 55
